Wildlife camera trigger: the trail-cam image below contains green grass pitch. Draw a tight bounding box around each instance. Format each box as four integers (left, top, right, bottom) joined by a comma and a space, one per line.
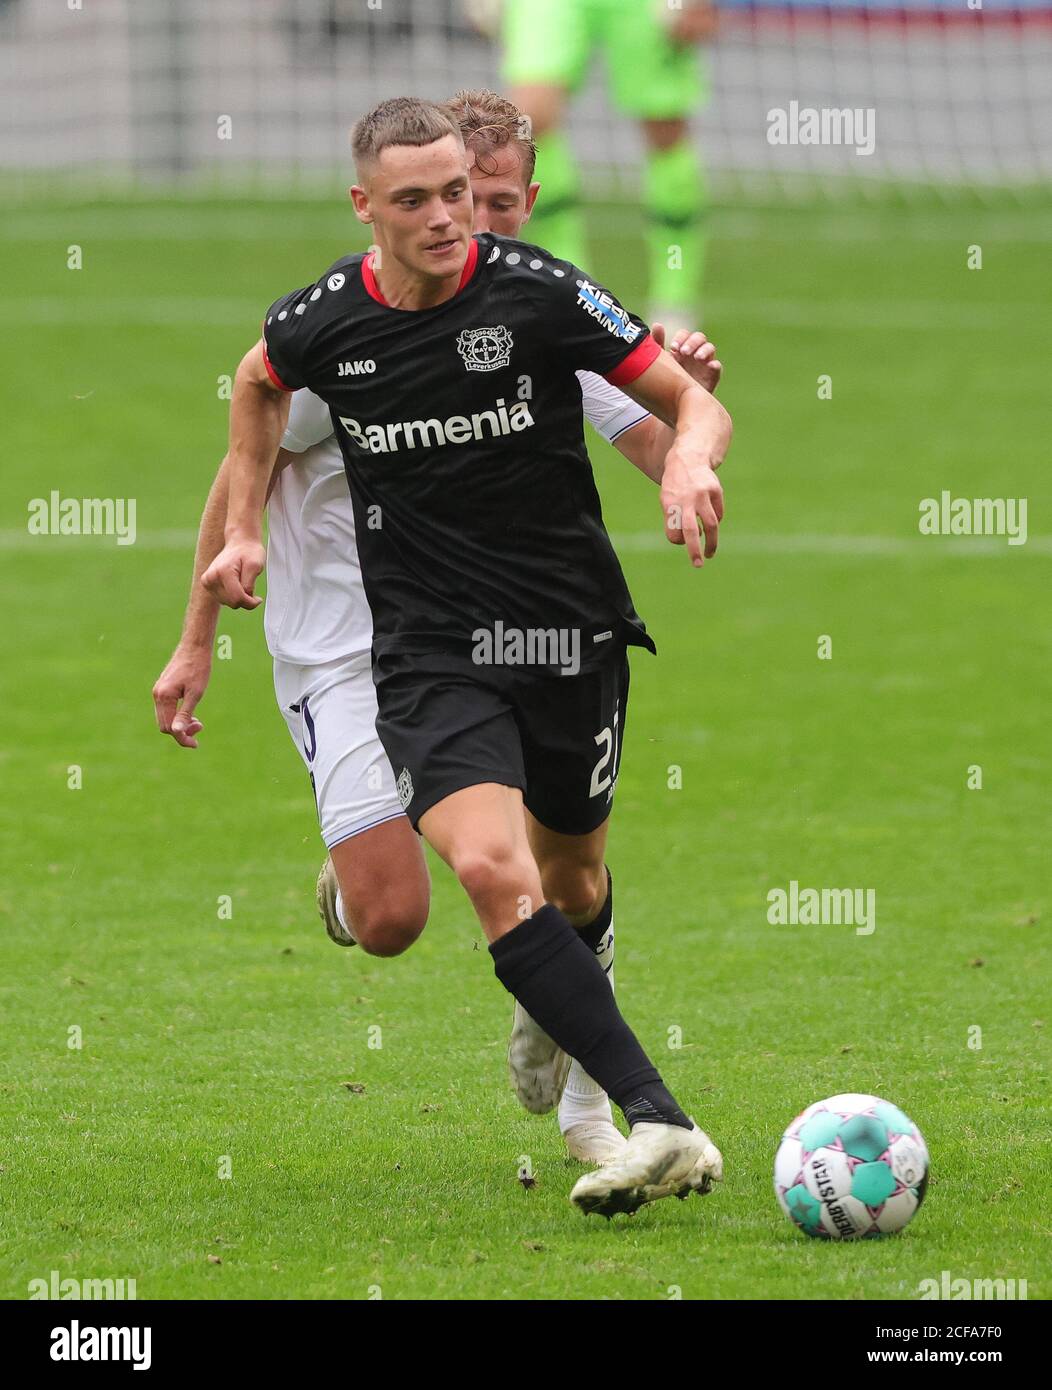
1, 196, 1048, 1300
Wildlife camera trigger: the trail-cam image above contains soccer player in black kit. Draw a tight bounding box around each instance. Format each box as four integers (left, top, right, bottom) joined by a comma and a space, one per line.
204, 97, 732, 1217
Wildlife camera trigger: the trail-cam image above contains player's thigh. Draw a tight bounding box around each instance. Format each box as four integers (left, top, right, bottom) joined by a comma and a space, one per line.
502, 0, 590, 98
329, 815, 429, 935
420, 783, 544, 938
420, 781, 537, 879
601, 0, 707, 120
516, 650, 631, 840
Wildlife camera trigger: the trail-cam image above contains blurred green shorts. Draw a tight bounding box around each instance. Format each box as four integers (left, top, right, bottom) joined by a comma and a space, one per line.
501, 0, 707, 119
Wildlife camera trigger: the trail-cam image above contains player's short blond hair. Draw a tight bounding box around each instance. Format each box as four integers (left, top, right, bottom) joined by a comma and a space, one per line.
444, 88, 538, 187
351, 97, 464, 174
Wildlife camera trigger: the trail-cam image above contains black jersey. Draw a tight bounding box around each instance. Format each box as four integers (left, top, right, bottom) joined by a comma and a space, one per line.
261, 233, 660, 673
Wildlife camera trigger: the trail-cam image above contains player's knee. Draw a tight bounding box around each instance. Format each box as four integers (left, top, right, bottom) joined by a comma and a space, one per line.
354, 901, 427, 957
643, 117, 689, 152
340, 873, 429, 957
544, 863, 605, 925
453, 842, 532, 912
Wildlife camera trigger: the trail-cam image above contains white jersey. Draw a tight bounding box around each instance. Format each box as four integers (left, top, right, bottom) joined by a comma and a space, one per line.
264, 372, 650, 666
264, 392, 372, 665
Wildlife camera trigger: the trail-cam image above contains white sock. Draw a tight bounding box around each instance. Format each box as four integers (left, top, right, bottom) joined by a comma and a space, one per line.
335, 888, 352, 936
558, 925, 617, 1134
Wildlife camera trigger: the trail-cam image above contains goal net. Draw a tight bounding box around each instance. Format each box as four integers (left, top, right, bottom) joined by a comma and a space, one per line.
2, 0, 1049, 201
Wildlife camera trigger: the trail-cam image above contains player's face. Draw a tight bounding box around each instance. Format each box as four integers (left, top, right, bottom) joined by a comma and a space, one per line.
467, 145, 540, 238
355, 134, 473, 282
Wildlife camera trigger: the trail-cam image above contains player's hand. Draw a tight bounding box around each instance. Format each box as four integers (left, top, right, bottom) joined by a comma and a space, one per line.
153, 643, 212, 749
660, 456, 724, 568
669, 0, 718, 45
201, 539, 266, 610
653, 322, 723, 395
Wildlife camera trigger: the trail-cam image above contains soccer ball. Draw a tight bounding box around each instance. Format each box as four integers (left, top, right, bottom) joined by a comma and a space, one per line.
774, 1093, 929, 1239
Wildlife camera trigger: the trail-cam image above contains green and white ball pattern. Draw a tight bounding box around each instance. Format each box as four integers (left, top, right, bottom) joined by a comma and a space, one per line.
774, 1093, 929, 1239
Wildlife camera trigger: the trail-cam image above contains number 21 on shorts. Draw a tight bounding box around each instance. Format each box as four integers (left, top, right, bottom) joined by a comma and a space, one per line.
589, 699, 621, 802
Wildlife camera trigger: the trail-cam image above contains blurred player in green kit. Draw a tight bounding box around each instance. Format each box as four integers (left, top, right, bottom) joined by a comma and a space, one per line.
476, 0, 717, 326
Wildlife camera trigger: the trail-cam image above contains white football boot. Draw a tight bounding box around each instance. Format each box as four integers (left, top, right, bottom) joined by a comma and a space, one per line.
562, 1113, 629, 1166
570, 1121, 723, 1218
560, 1062, 628, 1165
507, 918, 615, 1118
507, 1002, 571, 1114
315, 856, 356, 947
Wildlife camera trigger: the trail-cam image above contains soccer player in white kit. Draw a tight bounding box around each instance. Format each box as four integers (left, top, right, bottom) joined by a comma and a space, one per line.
153, 89, 722, 1167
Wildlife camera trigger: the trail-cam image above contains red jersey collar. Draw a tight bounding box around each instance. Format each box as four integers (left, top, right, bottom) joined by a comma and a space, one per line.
361, 236, 480, 307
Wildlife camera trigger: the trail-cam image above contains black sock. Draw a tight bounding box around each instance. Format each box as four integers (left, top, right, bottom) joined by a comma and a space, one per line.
577, 868, 612, 953
490, 903, 691, 1130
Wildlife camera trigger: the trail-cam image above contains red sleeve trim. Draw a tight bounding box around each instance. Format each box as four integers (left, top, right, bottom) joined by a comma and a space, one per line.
262, 345, 294, 392
605, 335, 661, 389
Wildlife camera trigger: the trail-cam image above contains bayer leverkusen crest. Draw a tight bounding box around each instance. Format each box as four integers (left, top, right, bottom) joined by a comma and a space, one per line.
456, 325, 513, 372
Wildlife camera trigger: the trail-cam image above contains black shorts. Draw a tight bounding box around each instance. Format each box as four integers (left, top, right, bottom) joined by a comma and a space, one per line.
373, 648, 631, 835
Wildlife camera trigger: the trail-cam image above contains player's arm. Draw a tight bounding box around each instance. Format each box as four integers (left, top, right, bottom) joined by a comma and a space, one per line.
613, 325, 722, 484
153, 447, 293, 746
541, 257, 730, 564
201, 339, 291, 610
622, 350, 732, 567
151, 457, 228, 748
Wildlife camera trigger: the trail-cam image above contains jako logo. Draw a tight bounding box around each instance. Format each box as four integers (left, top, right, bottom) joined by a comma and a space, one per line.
338, 359, 376, 376
30, 1271, 136, 1300
767, 880, 876, 936
339, 398, 535, 454
767, 102, 876, 157
50, 1321, 151, 1371
918, 1272, 1028, 1300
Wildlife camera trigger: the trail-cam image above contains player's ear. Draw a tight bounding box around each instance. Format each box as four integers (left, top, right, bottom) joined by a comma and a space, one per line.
349, 184, 373, 225
523, 181, 541, 223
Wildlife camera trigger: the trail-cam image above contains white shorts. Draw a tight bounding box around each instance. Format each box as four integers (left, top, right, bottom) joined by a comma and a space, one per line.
273, 652, 406, 849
